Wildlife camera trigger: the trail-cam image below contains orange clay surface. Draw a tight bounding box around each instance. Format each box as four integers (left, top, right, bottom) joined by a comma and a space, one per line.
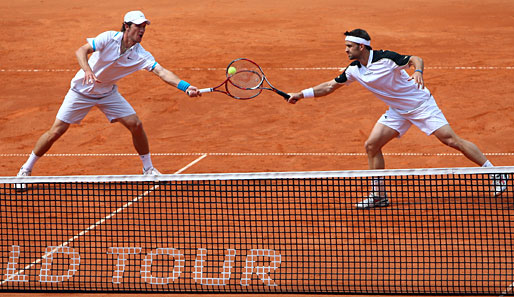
1, 0, 514, 177
1, 0, 514, 296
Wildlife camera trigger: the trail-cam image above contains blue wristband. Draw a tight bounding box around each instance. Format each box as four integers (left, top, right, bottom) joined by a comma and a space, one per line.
177, 80, 191, 92
415, 69, 423, 74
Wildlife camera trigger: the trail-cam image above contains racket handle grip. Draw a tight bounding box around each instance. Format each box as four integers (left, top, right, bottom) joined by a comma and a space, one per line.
199, 88, 213, 93
275, 89, 291, 100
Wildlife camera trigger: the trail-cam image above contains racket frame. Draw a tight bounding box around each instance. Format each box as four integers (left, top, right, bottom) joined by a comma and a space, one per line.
228, 58, 290, 100
198, 71, 262, 100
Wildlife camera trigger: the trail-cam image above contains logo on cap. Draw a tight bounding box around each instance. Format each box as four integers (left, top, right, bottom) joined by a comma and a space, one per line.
124, 11, 151, 25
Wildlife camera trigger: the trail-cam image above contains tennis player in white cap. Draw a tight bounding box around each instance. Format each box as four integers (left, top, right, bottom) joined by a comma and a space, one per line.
16, 11, 200, 186
287, 28, 508, 208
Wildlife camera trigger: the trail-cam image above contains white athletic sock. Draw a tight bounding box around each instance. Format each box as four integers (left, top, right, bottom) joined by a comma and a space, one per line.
372, 177, 386, 197
140, 153, 154, 171
482, 160, 494, 167
22, 152, 40, 172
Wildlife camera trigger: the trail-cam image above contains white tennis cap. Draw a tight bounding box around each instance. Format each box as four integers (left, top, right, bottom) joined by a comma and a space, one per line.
124, 11, 151, 25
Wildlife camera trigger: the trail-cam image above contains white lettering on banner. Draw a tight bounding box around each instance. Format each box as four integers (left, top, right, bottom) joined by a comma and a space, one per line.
193, 248, 236, 286
4, 245, 28, 282
240, 249, 281, 286
39, 246, 80, 283
107, 247, 142, 284
5, 246, 281, 287
141, 248, 185, 285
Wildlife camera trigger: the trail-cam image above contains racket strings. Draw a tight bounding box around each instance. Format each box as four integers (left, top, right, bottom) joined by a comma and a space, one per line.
230, 70, 262, 89
223, 58, 266, 99
226, 80, 261, 99
228, 60, 263, 87
225, 68, 263, 99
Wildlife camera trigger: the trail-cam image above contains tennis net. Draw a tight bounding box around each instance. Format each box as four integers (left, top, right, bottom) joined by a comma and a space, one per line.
0, 166, 513, 294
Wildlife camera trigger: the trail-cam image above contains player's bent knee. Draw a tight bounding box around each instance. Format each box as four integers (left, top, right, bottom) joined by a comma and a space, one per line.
127, 120, 144, 134
364, 141, 379, 156
443, 137, 461, 150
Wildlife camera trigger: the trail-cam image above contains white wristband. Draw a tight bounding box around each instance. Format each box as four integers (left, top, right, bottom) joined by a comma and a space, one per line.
301, 88, 315, 98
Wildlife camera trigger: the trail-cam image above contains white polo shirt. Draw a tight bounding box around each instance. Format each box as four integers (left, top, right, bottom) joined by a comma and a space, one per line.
70, 31, 158, 98
335, 50, 432, 112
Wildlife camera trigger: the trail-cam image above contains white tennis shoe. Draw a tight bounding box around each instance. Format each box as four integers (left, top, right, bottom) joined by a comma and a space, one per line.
15, 167, 31, 191
491, 173, 509, 197
355, 193, 390, 209
143, 167, 161, 175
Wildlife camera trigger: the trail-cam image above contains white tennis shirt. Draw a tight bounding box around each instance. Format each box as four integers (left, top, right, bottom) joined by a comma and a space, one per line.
335, 50, 432, 112
70, 31, 158, 98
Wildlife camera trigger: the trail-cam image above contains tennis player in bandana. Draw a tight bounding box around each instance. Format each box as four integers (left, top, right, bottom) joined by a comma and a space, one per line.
287, 29, 508, 209
15, 11, 201, 187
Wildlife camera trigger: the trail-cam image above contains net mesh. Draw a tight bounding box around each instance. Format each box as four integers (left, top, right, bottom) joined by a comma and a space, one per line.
0, 167, 513, 294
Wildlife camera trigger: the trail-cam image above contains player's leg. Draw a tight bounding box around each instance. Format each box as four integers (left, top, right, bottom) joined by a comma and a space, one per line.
432, 124, 486, 166
411, 95, 506, 196
432, 124, 508, 196
356, 114, 405, 209
18, 119, 69, 175
116, 114, 160, 175
17, 89, 92, 177
15, 119, 70, 191
365, 122, 400, 170
116, 114, 149, 155
99, 90, 160, 175
32, 119, 70, 157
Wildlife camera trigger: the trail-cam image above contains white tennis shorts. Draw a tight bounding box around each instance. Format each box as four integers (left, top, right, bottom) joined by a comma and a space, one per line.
56, 87, 136, 124
378, 96, 449, 137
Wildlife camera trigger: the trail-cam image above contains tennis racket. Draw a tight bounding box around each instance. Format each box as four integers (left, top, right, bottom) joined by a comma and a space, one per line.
228, 58, 290, 100
198, 67, 263, 100
199, 58, 290, 100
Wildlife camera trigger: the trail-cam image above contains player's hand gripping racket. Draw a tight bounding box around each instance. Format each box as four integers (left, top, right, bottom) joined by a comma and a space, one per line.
199, 58, 290, 100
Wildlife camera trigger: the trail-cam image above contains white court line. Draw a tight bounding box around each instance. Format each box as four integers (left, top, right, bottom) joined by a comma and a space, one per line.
0, 154, 208, 285
0, 66, 513, 72
1, 152, 514, 157
172, 153, 207, 174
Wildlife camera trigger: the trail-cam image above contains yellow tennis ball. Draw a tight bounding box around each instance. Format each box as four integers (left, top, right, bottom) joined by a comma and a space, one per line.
228, 66, 237, 75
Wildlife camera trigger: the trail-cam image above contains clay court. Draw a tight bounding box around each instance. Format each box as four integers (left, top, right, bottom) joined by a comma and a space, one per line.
1, 0, 514, 175
1, 0, 514, 296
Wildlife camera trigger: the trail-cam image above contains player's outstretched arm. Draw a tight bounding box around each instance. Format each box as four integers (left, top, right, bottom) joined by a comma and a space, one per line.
287, 79, 343, 104
152, 64, 201, 97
